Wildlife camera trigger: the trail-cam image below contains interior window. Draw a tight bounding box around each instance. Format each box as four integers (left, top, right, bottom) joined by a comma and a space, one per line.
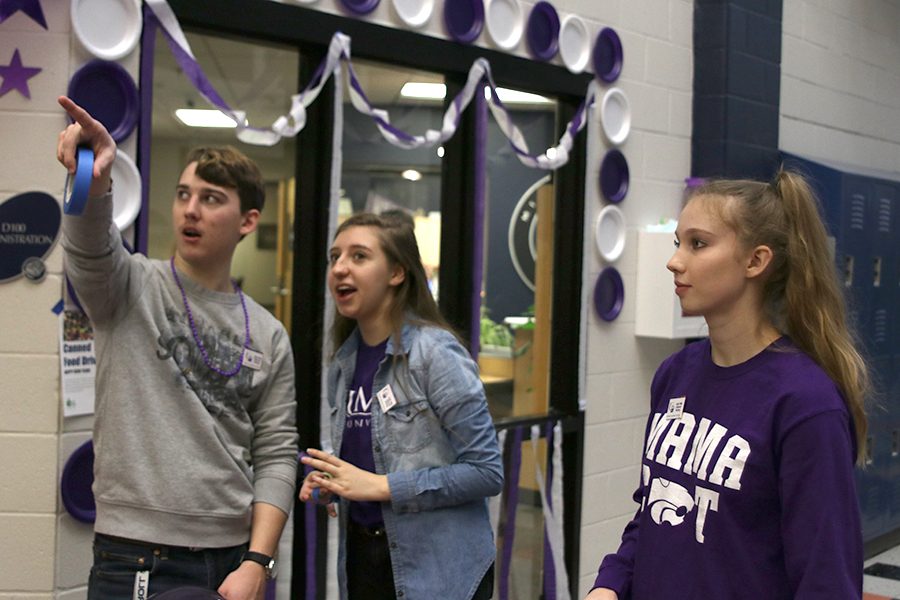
338, 59, 445, 297
478, 88, 558, 421
148, 30, 299, 326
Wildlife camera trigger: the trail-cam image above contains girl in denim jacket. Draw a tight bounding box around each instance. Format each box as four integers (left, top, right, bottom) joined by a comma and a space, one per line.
300, 213, 504, 600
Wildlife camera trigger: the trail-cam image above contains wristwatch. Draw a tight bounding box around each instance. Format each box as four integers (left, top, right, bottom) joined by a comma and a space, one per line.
241, 551, 276, 579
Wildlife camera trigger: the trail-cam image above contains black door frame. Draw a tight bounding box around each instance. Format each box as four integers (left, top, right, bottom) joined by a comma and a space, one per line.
157, 2, 589, 596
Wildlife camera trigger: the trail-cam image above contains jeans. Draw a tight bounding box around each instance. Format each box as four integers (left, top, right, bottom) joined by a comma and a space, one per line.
87, 534, 246, 600
346, 520, 494, 600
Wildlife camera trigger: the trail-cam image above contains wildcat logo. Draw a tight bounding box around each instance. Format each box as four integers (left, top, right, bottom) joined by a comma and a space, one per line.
648, 477, 694, 526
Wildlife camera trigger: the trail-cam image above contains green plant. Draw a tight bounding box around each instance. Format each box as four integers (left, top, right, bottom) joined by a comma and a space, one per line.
480, 306, 514, 349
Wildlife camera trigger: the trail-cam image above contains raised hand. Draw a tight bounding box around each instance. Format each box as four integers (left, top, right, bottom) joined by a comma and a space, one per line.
56, 95, 116, 197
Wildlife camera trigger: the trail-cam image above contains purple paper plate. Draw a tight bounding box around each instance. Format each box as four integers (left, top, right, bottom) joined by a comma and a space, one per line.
599, 149, 629, 203
339, 0, 380, 15
67, 60, 139, 143
60, 440, 95, 524
526, 1, 559, 60
149, 587, 226, 600
444, 0, 485, 44
594, 266, 624, 322
593, 27, 623, 83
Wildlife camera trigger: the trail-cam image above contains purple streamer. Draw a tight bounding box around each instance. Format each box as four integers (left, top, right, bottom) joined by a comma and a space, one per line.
305, 490, 317, 599
137, 5, 157, 256
500, 426, 524, 600
299, 452, 317, 600
156, 18, 232, 113
470, 83, 487, 355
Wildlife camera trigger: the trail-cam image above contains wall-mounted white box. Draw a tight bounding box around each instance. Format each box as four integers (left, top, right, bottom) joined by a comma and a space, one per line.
635, 230, 709, 339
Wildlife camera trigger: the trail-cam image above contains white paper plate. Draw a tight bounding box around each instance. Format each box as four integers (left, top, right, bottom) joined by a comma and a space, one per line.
559, 14, 590, 73
392, 0, 433, 27
485, 0, 523, 50
111, 151, 141, 231
595, 204, 626, 262
600, 87, 631, 145
71, 0, 142, 61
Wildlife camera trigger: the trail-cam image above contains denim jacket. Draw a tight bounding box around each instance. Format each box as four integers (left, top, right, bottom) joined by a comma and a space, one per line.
327, 321, 504, 600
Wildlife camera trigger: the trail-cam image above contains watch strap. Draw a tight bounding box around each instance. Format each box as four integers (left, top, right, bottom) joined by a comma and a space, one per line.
241, 550, 275, 578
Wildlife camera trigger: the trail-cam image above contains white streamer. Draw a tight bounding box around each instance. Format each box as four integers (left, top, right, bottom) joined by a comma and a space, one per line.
530, 423, 570, 600
146, 0, 596, 169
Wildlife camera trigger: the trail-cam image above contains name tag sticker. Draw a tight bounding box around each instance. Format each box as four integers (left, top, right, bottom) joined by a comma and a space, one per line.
376, 385, 397, 413
665, 396, 685, 420
242, 349, 263, 370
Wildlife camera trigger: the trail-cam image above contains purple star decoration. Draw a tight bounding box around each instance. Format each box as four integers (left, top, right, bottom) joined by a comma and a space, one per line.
0, 0, 48, 28
0, 49, 42, 99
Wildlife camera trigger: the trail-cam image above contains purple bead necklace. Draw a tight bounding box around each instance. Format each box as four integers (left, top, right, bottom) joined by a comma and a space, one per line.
170, 257, 249, 378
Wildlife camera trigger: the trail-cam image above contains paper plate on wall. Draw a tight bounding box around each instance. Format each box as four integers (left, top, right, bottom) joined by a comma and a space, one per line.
593, 27, 623, 82
600, 87, 631, 145
392, 0, 434, 27
526, 1, 559, 60
485, 0, 523, 49
559, 14, 590, 73
340, 0, 381, 15
111, 151, 141, 231
444, 0, 485, 44
71, 0, 142, 61
595, 204, 626, 262
594, 266, 624, 322
67, 60, 139, 143
599, 149, 629, 203
60, 440, 95, 523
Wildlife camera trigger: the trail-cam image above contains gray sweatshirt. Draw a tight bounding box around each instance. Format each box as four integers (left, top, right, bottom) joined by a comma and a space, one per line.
63, 192, 298, 548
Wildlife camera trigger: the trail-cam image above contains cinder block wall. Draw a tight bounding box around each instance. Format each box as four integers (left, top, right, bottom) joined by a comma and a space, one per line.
0, 3, 138, 598
780, 0, 900, 172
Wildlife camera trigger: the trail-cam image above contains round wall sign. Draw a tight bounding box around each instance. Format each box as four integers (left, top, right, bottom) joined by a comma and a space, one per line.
507, 175, 551, 291
0, 192, 61, 283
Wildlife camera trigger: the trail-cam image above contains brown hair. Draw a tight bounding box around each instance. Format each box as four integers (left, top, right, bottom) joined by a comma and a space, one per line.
185, 146, 265, 214
330, 213, 456, 357
689, 170, 870, 464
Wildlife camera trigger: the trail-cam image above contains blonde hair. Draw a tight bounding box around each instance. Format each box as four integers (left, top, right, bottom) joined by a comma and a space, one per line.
690, 170, 870, 464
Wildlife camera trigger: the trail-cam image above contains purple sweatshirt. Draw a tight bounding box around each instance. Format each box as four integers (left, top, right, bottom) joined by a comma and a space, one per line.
593, 338, 862, 599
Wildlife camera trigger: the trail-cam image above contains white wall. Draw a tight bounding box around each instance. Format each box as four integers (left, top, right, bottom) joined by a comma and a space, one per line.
0, 0, 696, 597
781, 0, 900, 174
0, 2, 139, 597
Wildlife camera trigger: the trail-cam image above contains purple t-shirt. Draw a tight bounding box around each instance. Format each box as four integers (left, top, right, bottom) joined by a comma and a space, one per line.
340, 337, 387, 528
593, 338, 862, 599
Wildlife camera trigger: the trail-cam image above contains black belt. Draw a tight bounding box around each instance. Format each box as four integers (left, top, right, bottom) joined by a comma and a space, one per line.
96, 533, 223, 552
347, 519, 386, 538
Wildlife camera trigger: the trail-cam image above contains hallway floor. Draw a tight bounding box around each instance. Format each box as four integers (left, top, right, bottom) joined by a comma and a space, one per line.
864, 544, 900, 600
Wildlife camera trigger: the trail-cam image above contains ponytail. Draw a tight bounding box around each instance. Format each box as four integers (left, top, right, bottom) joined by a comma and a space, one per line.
774, 172, 869, 464
691, 171, 870, 464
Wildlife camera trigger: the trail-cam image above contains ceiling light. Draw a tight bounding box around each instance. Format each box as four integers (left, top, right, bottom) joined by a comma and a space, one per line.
400, 82, 447, 100
485, 87, 553, 104
402, 169, 423, 181
174, 108, 238, 128
400, 81, 552, 105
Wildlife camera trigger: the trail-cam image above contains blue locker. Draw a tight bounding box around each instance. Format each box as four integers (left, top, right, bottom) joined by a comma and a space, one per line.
857, 422, 888, 540
869, 183, 895, 359
841, 175, 874, 353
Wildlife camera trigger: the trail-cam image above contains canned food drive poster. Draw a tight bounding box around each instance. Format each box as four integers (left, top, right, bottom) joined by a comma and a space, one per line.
59, 310, 96, 417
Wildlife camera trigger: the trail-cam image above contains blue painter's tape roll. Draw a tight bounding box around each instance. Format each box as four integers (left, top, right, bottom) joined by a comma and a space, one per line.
63, 147, 94, 215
